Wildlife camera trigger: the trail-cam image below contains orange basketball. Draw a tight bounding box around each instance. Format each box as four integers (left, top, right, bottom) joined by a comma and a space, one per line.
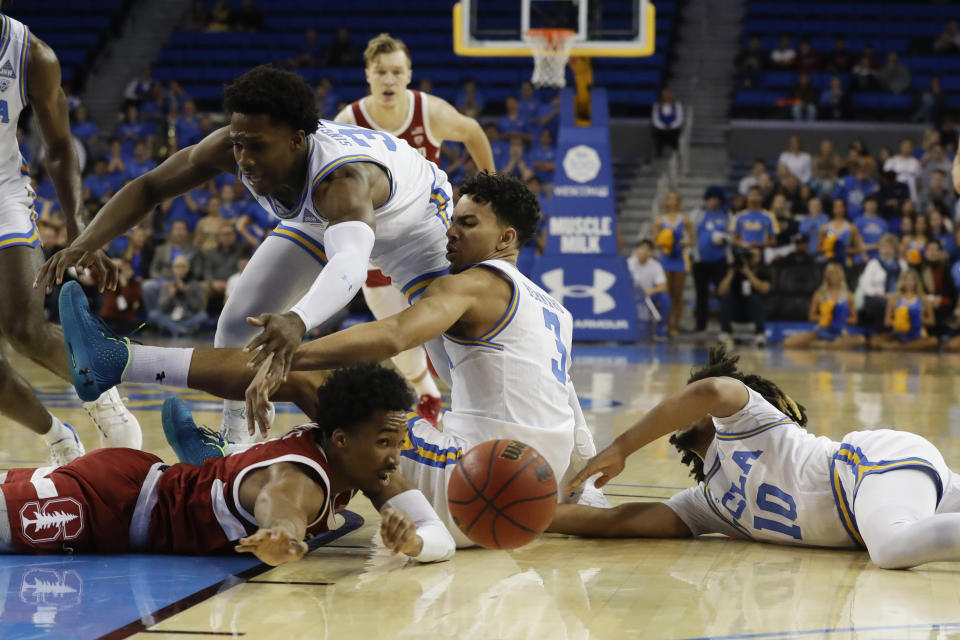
447, 439, 558, 549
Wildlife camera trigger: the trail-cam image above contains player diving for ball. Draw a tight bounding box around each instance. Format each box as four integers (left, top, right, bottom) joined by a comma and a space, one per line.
0, 364, 455, 565
336, 32, 495, 426
558, 346, 960, 569
58, 172, 606, 549
36, 64, 453, 445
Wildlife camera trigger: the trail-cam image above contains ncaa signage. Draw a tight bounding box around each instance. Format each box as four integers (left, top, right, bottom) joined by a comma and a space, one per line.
546, 88, 619, 256
534, 256, 636, 341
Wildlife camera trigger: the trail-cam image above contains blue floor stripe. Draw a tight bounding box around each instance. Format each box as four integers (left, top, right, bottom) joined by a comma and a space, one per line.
0, 511, 364, 639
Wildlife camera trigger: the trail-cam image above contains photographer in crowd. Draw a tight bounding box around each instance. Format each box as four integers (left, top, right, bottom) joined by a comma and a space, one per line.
717, 246, 772, 346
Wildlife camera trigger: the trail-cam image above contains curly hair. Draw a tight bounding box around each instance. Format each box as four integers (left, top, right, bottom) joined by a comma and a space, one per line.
223, 65, 319, 134
670, 345, 808, 483
312, 363, 414, 437
458, 171, 541, 247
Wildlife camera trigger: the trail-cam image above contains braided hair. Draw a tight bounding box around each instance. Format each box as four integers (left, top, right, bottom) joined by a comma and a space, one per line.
669, 345, 807, 482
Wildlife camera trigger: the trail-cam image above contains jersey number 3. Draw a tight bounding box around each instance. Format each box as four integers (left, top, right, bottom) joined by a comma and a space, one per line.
542, 308, 568, 384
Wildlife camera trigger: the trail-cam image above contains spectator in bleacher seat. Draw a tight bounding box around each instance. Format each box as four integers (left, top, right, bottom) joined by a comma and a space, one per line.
783, 262, 865, 349
206, 0, 233, 32
811, 139, 842, 197
530, 128, 556, 188
735, 35, 766, 89
819, 198, 863, 267
920, 169, 957, 218
927, 203, 954, 254
856, 197, 889, 262
499, 96, 531, 144
168, 182, 211, 232
288, 29, 324, 68
149, 219, 196, 281
790, 73, 818, 122
517, 81, 540, 128
849, 139, 878, 179
124, 226, 153, 281
793, 183, 814, 216
833, 164, 877, 220
918, 239, 956, 331
901, 211, 928, 267
231, 0, 264, 32
878, 52, 911, 95
202, 224, 244, 314
738, 159, 768, 196
167, 81, 190, 114
651, 88, 684, 158
933, 19, 960, 54
484, 122, 508, 169
777, 173, 803, 213
851, 52, 879, 91
655, 189, 695, 336
99, 258, 143, 335
733, 187, 777, 249
501, 135, 534, 181
937, 117, 957, 153
83, 157, 113, 205
148, 254, 209, 337
123, 67, 154, 109
884, 139, 921, 201
868, 269, 938, 351
796, 40, 821, 75
693, 186, 729, 332
770, 193, 799, 251
106, 138, 127, 187
455, 78, 486, 119
916, 77, 948, 126
126, 140, 157, 183
799, 196, 829, 255
920, 145, 952, 191
825, 36, 855, 73
139, 84, 168, 138
314, 79, 341, 120
194, 197, 228, 252
174, 99, 203, 149
627, 238, 670, 341
819, 76, 850, 121
225, 254, 251, 303
324, 27, 358, 67
70, 105, 98, 149
235, 203, 275, 249
536, 92, 561, 140
856, 234, 904, 334
717, 246, 771, 346
769, 35, 796, 70
778, 135, 812, 184
117, 105, 150, 159
878, 169, 910, 225
62, 82, 82, 115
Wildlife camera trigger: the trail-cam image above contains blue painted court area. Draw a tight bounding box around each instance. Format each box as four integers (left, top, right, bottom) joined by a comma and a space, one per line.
0, 511, 363, 639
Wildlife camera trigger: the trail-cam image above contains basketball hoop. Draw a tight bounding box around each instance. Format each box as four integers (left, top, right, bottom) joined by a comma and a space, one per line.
526, 28, 576, 88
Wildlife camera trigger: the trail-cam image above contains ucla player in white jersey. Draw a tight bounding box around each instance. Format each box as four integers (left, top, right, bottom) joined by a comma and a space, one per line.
0, 8, 140, 462
59, 172, 606, 548
559, 346, 960, 569
37, 65, 452, 444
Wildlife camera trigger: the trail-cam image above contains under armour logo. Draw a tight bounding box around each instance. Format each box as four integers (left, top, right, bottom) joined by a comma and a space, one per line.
156, 371, 166, 383
541, 268, 616, 314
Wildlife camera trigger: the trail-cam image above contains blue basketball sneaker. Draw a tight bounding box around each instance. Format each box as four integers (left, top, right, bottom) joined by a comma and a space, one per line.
59, 281, 131, 402
162, 397, 227, 465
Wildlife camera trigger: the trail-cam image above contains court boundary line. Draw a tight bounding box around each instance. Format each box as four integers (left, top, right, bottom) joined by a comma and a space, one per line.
681, 621, 960, 640
100, 510, 365, 640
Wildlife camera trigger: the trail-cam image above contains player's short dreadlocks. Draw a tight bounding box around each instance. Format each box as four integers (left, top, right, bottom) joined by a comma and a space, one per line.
669, 345, 807, 482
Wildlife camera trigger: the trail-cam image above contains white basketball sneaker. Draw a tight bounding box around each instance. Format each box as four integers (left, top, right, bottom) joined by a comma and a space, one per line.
48, 423, 85, 466
83, 386, 143, 449
221, 400, 274, 446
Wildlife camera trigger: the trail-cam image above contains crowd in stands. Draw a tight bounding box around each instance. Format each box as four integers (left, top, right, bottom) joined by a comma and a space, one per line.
630, 131, 960, 351
735, 17, 960, 122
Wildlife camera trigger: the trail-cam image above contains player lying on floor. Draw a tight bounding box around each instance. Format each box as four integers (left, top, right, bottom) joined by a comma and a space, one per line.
556, 346, 960, 569
0, 364, 454, 565
58, 172, 606, 549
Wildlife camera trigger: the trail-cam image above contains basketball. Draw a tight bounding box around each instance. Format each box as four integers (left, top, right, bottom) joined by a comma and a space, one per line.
447, 439, 558, 549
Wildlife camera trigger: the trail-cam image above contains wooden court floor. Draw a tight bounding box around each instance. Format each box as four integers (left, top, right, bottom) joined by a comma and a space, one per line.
3, 341, 960, 639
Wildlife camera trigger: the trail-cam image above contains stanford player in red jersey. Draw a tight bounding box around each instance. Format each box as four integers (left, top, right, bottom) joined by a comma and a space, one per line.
335, 33, 494, 428
0, 365, 455, 566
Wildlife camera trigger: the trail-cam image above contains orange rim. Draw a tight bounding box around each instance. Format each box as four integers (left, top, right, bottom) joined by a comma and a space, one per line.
525, 28, 577, 47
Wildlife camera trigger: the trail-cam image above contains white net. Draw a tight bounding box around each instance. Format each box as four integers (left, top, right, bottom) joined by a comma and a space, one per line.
527, 29, 575, 88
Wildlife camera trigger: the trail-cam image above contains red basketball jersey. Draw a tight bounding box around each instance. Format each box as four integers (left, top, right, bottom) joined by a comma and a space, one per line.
349, 89, 441, 164
147, 424, 354, 554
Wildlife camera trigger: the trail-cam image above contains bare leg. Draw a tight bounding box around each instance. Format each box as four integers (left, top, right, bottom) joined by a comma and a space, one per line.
665, 271, 686, 334
548, 502, 692, 538
783, 330, 818, 349
0, 347, 53, 435
0, 246, 71, 380
825, 334, 867, 350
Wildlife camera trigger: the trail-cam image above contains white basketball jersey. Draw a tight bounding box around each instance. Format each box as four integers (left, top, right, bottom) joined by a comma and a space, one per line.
238, 119, 450, 284
0, 16, 31, 193
441, 259, 576, 480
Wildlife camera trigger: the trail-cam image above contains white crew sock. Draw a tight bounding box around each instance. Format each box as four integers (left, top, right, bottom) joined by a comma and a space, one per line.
41, 415, 72, 445
126, 345, 194, 388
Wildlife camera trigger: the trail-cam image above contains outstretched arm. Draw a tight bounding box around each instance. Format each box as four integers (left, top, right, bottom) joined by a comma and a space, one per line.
28, 35, 83, 242
427, 95, 495, 172
548, 502, 692, 538
565, 377, 748, 491
235, 462, 327, 566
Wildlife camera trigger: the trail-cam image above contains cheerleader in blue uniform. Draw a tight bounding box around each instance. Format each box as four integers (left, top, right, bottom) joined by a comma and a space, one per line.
868, 269, 939, 351
654, 189, 696, 336
784, 263, 866, 349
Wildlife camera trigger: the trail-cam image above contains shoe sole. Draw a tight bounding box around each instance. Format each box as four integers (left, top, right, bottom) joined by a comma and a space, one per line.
60, 282, 105, 402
